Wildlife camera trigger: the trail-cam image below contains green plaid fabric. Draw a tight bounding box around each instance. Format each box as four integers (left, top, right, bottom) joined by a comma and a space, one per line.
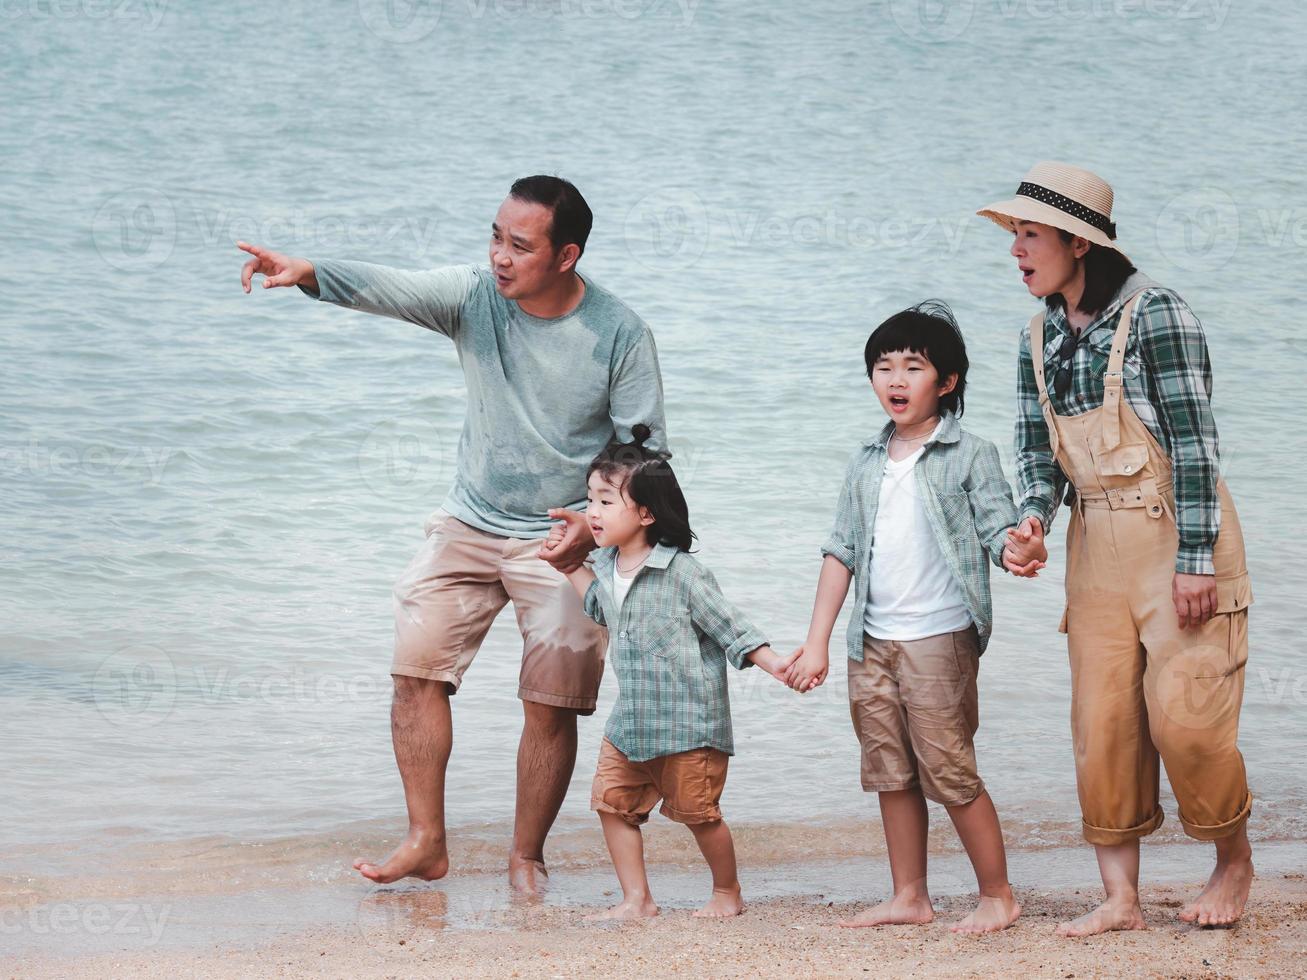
583, 544, 767, 763
1015, 273, 1222, 575
822, 412, 1017, 660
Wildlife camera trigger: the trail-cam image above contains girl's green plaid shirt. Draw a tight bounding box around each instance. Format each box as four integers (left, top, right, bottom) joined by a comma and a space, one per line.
582, 545, 768, 763
1015, 273, 1222, 575
822, 412, 1017, 660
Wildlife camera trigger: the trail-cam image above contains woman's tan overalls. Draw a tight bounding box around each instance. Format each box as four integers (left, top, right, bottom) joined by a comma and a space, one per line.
1030, 288, 1253, 846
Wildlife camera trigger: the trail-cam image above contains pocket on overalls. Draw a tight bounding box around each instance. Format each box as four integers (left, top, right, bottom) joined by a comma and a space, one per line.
1095, 442, 1149, 479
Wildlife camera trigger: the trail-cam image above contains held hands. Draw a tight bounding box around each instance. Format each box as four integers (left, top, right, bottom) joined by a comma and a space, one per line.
782, 643, 829, 693
537, 508, 596, 574
1003, 516, 1048, 577
238, 241, 317, 294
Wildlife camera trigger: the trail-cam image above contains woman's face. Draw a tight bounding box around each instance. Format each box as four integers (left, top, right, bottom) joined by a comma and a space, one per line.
1009, 220, 1087, 299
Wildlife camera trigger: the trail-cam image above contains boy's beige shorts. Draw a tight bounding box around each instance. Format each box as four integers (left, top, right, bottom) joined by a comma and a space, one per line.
590, 737, 730, 826
848, 626, 983, 807
390, 509, 608, 713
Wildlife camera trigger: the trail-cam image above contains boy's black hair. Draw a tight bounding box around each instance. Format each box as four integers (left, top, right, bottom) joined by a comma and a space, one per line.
863, 300, 969, 418
587, 424, 695, 552
1046, 233, 1137, 317
509, 175, 594, 258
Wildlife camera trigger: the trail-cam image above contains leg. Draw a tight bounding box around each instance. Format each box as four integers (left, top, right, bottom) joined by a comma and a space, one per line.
585, 812, 658, 920
500, 536, 608, 895
1057, 841, 1147, 937
946, 791, 1021, 933
509, 701, 579, 896
353, 676, 453, 883
838, 789, 935, 927
688, 820, 744, 917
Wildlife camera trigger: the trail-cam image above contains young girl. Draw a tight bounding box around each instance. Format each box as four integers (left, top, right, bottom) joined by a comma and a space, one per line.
543, 424, 803, 920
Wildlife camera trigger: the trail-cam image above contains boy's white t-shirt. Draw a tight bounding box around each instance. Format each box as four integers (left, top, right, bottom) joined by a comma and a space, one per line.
863, 438, 973, 641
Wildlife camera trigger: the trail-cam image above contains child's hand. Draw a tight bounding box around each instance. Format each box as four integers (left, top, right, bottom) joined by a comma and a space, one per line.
537, 508, 593, 574
1003, 517, 1047, 577
747, 646, 798, 685
783, 643, 829, 692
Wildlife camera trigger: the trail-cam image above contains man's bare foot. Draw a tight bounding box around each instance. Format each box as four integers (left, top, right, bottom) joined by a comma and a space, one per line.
951, 891, 1022, 934
1056, 896, 1147, 937
585, 896, 658, 921
353, 829, 449, 884
694, 885, 745, 918
508, 855, 549, 898
1180, 851, 1254, 927
837, 892, 935, 928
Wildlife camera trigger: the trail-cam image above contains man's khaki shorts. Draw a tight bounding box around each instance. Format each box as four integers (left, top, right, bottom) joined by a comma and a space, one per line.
590, 737, 729, 826
391, 510, 608, 713
848, 627, 983, 807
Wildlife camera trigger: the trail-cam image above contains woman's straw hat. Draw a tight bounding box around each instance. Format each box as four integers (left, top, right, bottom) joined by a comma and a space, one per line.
977, 161, 1125, 254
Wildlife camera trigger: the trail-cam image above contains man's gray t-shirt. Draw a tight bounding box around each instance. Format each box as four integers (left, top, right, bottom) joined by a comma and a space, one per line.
306, 260, 667, 538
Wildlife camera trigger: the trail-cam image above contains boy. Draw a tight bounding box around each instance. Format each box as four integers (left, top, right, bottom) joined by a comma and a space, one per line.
786, 301, 1043, 933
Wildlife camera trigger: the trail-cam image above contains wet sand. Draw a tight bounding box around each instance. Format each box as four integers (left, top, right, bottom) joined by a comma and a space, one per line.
4, 826, 1306, 978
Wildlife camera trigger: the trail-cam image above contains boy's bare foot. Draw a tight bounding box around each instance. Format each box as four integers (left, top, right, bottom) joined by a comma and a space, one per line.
585, 897, 658, 921
694, 885, 745, 918
837, 893, 935, 928
1056, 896, 1147, 937
508, 855, 549, 898
950, 892, 1022, 934
1179, 852, 1253, 927
353, 829, 449, 884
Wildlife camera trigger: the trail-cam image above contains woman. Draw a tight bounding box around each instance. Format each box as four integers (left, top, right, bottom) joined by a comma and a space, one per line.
979, 162, 1254, 935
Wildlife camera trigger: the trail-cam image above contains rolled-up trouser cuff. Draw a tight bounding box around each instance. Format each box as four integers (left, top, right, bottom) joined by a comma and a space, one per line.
1082, 807, 1165, 845
1180, 792, 1252, 841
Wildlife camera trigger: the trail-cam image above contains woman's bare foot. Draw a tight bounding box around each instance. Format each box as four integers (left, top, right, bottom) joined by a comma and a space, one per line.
1056, 896, 1147, 937
1180, 850, 1254, 927
353, 829, 449, 884
837, 892, 935, 928
950, 891, 1022, 934
585, 896, 658, 921
694, 885, 745, 918
508, 855, 550, 899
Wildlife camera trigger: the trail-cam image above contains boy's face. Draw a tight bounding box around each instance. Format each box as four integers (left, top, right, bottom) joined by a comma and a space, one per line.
870, 349, 957, 426
586, 470, 653, 550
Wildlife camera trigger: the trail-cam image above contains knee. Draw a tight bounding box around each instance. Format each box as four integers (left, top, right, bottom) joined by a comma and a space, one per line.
522, 701, 578, 738
392, 674, 449, 705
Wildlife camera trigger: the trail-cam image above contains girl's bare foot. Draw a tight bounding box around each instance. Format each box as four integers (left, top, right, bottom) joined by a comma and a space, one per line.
1179, 852, 1253, 927
585, 896, 658, 921
694, 885, 745, 918
951, 892, 1022, 934
1056, 896, 1147, 937
352, 829, 449, 884
837, 892, 935, 928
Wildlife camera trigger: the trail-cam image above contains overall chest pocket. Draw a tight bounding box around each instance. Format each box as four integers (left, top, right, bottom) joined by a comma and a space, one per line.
1095, 441, 1149, 479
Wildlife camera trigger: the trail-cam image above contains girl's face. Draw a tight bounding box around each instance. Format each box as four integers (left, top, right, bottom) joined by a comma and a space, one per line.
1009, 219, 1088, 299
586, 470, 653, 550
871, 349, 957, 427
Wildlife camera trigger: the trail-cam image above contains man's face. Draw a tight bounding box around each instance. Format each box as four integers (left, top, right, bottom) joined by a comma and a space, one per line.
488, 196, 567, 301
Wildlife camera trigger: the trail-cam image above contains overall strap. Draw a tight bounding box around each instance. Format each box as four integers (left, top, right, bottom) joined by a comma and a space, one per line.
1101, 287, 1151, 450
1028, 310, 1060, 457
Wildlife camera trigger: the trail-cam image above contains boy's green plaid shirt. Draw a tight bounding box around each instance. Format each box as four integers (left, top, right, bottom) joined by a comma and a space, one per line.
583, 544, 767, 763
822, 411, 1017, 660
1015, 273, 1222, 575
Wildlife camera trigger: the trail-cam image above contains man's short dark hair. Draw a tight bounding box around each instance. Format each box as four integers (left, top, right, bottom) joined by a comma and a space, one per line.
509, 175, 593, 258
863, 300, 969, 417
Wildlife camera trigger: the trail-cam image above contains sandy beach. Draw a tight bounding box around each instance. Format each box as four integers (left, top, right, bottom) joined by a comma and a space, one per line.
6, 825, 1305, 978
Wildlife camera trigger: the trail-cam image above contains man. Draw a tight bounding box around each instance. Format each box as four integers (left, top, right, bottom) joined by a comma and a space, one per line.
238, 176, 667, 894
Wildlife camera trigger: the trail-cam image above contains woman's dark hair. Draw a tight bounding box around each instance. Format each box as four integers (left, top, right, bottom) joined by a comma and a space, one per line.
1045, 232, 1137, 317
509, 175, 593, 258
587, 424, 695, 552
863, 300, 969, 418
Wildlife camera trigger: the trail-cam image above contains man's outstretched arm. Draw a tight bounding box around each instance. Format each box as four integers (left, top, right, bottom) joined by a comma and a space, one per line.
238, 241, 472, 338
